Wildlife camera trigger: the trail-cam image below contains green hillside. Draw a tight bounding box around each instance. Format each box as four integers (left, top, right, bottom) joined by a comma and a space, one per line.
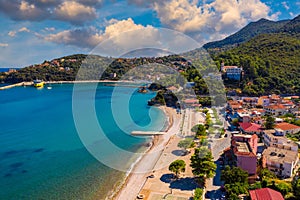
203, 18, 289, 50
213, 32, 300, 95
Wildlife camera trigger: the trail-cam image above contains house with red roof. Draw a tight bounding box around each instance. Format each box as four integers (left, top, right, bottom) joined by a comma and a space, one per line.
249, 188, 284, 200
264, 104, 287, 116
275, 122, 300, 135
227, 100, 243, 111
239, 122, 262, 134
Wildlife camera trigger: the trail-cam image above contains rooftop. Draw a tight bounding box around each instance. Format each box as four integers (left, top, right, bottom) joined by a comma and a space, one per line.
250, 188, 284, 200
236, 142, 250, 153
264, 130, 297, 147
265, 104, 286, 110
233, 134, 253, 139
263, 147, 298, 164
239, 122, 261, 132
275, 122, 300, 131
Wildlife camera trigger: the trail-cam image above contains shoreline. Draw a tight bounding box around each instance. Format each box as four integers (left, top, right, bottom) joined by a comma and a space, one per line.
45, 80, 137, 84
112, 105, 180, 200
0, 80, 143, 90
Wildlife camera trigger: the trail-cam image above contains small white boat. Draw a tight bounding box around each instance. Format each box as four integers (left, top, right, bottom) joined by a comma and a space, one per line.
47, 86, 52, 90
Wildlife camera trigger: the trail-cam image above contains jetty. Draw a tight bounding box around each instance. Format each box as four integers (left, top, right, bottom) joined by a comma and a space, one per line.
131, 131, 167, 136
0, 82, 32, 90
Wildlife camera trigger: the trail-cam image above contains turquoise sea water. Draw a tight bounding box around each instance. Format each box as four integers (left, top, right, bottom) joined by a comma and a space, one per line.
0, 83, 166, 200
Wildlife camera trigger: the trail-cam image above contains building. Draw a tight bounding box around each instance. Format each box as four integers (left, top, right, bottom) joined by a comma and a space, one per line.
167, 86, 178, 93
257, 96, 270, 107
264, 104, 287, 116
243, 97, 258, 107
236, 109, 251, 122
227, 100, 243, 111
262, 147, 299, 178
262, 130, 298, 152
222, 66, 243, 81
275, 122, 300, 135
249, 188, 284, 200
239, 122, 262, 135
231, 134, 258, 175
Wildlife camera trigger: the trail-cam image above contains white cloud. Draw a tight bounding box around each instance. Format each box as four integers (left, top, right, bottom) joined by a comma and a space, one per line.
44, 28, 102, 49
153, 0, 276, 42
43, 18, 158, 49
44, 27, 56, 32
0, 43, 9, 47
19, 27, 30, 33
54, 1, 97, 25
0, 0, 48, 21
8, 31, 17, 37
281, 2, 289, 10
43, 18, 200, 56
0, 0, 101, 24
8, 27, 30, 37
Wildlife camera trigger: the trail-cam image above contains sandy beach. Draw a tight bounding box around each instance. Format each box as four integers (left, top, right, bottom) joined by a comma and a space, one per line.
113, 106, 182, 200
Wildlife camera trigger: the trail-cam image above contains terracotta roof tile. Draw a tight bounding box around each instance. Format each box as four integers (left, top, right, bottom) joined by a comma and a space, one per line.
275, 122, 300, 131
250, 188, 284, 200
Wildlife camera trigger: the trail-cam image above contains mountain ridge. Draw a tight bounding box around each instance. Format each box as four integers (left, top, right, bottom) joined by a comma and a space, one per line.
203, 17, 291, 50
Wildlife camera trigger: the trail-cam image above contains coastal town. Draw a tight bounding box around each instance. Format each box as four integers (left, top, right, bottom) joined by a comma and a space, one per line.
114, 77, 300, 200
1, 1, 300, 200
1, 62, 300, 200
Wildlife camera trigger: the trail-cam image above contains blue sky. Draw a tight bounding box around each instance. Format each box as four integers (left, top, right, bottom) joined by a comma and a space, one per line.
0, 0, 299, 68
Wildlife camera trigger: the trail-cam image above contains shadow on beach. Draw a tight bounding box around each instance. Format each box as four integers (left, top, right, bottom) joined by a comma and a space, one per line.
171, 149, 186, 156
170, 177, 198, 190
160, 174, 198, 191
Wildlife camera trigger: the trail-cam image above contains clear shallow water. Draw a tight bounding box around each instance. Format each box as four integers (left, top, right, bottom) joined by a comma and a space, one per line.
0, 83, 166, 200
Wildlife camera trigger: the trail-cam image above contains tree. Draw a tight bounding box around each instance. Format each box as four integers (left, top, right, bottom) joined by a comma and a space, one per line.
273, 182, 291, 196
232, 118, 239, 127
191, 124, 207, 137
292, 177, 300, 198
221, 166, 249, 197
221, 166, 248, 184
178, 138, 194, 152
259, 168, 276, 181
265, 115, 275, 129
193, 188, 203, 200
190, 147, 216, 183
169, 160, 186, 178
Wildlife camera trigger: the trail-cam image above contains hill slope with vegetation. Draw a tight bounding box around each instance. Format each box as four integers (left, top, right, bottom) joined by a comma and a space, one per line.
203, 18, 290, 51
213, 32, 300, 95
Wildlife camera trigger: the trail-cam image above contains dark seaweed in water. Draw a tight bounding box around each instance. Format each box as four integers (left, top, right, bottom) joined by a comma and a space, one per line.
33, 148, 44, 153
9, 162, 23, 169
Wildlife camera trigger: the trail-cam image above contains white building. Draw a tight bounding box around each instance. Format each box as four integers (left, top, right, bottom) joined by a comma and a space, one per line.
222, 66, 243, 81
263, 130, 298, 152
263, 147, 299, 178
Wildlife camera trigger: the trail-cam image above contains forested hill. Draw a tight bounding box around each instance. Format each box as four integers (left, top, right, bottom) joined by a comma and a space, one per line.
203, 18, 290, 51
213, 33, 300, 95
280, 15, 300, 34
210, 14, 300, 96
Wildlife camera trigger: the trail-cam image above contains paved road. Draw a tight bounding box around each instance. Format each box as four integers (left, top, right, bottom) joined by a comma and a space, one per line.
181, 108, 199, 137
205, 107, 231, 200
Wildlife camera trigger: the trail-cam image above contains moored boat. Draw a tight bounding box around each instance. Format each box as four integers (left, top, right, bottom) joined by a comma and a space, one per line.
33, 80, 44, 88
